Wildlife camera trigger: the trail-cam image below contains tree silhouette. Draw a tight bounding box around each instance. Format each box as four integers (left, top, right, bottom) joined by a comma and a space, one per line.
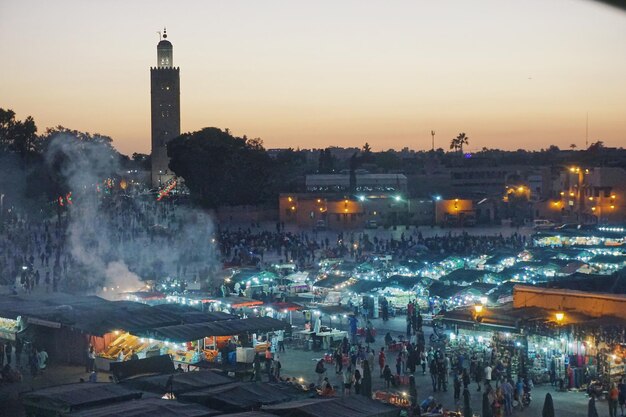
587, 141, 604, 152
168, 127, 272, 208
362, 142, 372, 154
450, 132, 469, 153
569, 143, 577, 150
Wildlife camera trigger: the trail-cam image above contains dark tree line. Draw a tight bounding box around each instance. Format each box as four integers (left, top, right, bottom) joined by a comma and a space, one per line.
0, 108, 132, 216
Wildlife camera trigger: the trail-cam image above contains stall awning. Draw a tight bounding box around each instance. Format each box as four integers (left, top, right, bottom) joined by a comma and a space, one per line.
68, 398, 221, 417
21, 383, 143, 414
110, 354, 175, 382
267, 302, 304, 312
179, 382, 304, 411
263, 395, 400, 417
121, 370, 233, 395
145, 317, 290, 342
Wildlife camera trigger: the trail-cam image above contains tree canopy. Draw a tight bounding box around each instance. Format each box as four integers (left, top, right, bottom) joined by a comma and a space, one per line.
167, 127, 273, 208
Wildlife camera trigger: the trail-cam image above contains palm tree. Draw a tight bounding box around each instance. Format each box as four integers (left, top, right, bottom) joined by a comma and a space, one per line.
570, 143, 577, 150
450, 132, 469, 153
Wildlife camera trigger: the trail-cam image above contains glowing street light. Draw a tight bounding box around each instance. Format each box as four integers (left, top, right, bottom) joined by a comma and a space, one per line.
394, 195, 401, 202
555, 312, 565, 323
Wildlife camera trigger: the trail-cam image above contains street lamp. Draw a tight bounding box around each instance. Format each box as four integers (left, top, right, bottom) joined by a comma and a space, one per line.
555, 312, 565, 323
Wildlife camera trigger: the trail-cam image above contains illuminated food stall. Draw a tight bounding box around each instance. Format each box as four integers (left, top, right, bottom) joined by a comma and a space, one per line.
0, 316, 19, 341
139, 316, 289, 366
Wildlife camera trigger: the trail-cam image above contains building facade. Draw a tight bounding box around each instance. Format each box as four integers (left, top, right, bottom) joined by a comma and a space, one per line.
150, 29, 181, 188
536, 166, 625, 224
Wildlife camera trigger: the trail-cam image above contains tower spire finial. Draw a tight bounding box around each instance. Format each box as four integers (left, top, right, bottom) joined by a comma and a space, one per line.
163, 27, 167, 39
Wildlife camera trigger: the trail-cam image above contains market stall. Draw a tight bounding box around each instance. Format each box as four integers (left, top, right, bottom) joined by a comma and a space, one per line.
0, 316, 19, 341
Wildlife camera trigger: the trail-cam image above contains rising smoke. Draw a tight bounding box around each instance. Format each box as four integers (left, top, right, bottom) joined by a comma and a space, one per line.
44, 132, 219, 298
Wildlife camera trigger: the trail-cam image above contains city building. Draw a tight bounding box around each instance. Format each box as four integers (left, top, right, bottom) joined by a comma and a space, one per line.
150, 29, 181, 188
535, 166, 625, 224
305, 172, 407, 193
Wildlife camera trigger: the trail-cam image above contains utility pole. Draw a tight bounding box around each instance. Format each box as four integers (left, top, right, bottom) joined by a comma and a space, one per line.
431, 130, 435, 151
585, 113, 589, 148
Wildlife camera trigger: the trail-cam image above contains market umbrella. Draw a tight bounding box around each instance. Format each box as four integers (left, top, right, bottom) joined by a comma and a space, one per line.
482, 392, 493, 417
361, 359, 372, 399
542, 393, 555, 417
463, 388, 472, 417
587, 396, 599, 417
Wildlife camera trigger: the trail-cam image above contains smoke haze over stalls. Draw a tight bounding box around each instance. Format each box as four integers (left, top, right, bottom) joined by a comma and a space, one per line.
1, 0, 625, 155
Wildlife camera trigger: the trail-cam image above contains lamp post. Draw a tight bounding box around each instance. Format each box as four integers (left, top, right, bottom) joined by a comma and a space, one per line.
433, 195, 441, 226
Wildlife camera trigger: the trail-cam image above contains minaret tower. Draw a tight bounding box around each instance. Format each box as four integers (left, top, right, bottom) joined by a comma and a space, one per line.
150, 28, 180, 187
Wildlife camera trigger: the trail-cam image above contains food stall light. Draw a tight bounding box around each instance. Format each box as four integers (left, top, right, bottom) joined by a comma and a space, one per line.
479, 297, 488, 305
114, 330, 119, 335
478, 336, 483, 343
543, 347, 548, 352
299, 377, 304, 383
555, 312, 565, 322
474, 304, 483, 314
505, 333, 511, 338
612, 355, 617, 361
516, 342, 521, 347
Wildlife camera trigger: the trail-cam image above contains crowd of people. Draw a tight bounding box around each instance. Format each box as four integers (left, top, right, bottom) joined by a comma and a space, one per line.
0, 339, 48, 384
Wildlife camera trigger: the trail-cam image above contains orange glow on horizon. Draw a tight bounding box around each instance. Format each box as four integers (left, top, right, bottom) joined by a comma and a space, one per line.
1, 1, 625, 155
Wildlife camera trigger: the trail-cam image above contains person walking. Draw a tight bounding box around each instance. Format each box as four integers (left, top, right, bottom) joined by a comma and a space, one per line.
273, 355, 282, 381
343, 368, 353, 396
484, 363, 493, 387
409, 375, 418, 408
354, 368, 362, 394
453, 370, 462, 402
315, 358, 326, 387
38, 347, 48, 371
277, 330, 285, 353
383, 364, 393, 390
252, 355, 262, 382
609, 382, 619, 417
5, 342, 12, 367
378, 347, 386, 378
618, 377, 626, 417
86, 344, 95, 373
429, 358, 438, 392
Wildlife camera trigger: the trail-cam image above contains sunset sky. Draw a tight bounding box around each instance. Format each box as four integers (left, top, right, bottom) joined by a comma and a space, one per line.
1, 0, 625, 155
